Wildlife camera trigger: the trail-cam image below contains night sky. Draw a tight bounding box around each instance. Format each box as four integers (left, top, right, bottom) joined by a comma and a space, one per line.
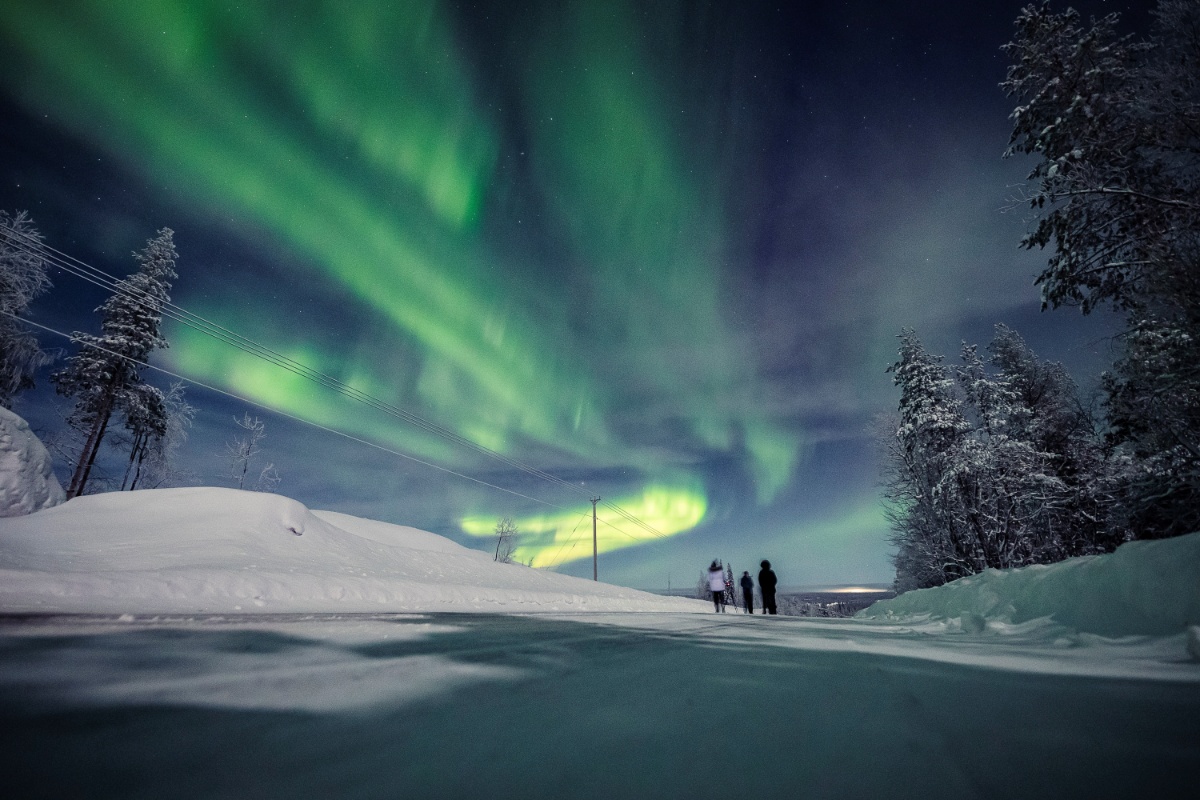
0, 0, 1143, 589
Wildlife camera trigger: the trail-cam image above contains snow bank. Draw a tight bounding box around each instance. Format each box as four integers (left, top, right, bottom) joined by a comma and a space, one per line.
0, 406, 65, 517
858, 533, 1200, 637
0, 487, 707, 614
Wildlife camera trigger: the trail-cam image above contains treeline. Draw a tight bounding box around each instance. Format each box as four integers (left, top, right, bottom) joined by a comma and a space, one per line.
883, 325, 1123, 591
882, 0, 1200, 590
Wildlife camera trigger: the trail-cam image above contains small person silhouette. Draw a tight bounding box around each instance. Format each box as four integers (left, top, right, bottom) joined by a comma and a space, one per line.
740, 570, 754, 614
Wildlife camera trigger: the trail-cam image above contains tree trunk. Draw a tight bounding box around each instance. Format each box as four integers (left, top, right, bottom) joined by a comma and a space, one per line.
67, 371, 121, 499
129, 450, 144, 491
128, 436, 149, 491
72, 405, 113, 499
121, 430, 145, 490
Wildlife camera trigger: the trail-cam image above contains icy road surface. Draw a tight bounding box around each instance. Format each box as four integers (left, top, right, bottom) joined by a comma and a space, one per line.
1, 612, 1196, 799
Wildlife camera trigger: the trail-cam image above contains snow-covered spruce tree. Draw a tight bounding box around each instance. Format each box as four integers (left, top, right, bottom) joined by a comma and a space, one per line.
1003, 0, 1200, 538
1103, 311, 1200, 538
983, 325, 1124, 554
954, 326, 1121, 566
52, 228, 178, 498
883, 329, 974, 590
122, 381, 194, 490
883, 326, 1117, 591
1002, 0, 1199, 314
0, 210, 54, 406
118, 382, 166, 490
723, 563, 736, 611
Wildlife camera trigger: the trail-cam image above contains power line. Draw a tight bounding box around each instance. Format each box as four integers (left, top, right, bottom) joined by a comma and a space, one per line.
13, 309, 662, 563
4, 229, 672, 539
2, 310, 571, 511
542, 510, 591, 571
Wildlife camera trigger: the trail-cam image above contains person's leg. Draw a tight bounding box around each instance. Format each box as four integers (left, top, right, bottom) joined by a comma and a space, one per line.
712, 590, 720, 612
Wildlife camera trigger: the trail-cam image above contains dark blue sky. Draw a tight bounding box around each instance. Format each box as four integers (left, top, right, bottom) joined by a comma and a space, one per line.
0, 0, 1145, 588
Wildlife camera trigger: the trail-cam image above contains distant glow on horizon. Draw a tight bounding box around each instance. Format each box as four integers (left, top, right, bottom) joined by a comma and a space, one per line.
824, 586, 891, 594
460, 484, 708, 568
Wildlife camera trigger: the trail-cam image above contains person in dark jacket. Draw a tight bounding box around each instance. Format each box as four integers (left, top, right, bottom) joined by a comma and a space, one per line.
758, 560, 778, 615
739, 570, 754, 614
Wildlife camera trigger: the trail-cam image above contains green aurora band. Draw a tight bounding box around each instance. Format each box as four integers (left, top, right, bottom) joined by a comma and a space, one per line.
461, 484, 707, 568
1, 0, 813, 567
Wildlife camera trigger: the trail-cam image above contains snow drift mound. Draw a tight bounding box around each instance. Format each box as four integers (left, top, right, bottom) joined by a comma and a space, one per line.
0, 487, 706, 614
0, 406, 65, 517
858, 533, 1200, 638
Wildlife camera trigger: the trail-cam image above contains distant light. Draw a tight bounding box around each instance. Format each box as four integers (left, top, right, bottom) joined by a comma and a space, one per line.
826, 585, 891, 594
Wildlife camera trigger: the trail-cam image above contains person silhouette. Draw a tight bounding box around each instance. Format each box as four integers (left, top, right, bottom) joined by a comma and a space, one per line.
758, 560, 778, 615
707, 560, 726, 612
740, 570, 754, 614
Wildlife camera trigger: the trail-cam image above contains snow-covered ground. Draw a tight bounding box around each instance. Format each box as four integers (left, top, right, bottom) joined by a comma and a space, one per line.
1, 488, 1197, 797
0, 487, 704, 614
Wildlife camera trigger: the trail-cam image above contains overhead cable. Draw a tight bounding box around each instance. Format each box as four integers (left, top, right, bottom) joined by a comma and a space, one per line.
5, 229, 672, 540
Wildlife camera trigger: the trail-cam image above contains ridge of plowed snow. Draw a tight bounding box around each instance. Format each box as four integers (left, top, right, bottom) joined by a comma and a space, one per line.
858, 532, 1200, 638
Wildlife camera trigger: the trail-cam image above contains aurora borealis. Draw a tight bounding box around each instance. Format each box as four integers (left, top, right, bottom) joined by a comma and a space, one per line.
0, 0, 1131, 588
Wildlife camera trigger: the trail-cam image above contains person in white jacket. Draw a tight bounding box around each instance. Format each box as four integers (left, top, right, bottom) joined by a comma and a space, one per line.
707, 560, 726, 612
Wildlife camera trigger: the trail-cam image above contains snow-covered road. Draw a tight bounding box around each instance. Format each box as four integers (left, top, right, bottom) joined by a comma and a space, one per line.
1, 612, 1195, 799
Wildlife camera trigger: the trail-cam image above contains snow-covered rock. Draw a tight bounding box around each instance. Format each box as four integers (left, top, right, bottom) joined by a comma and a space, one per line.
858, 532, 1200, 638
0, 405, 65, 517
0, 486, 707, 614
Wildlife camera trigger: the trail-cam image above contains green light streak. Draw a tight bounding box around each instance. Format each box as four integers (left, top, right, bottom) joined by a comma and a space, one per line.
0, 0, 804, 529
519, 0, 801, 499
170, 325, 461, 463
744, 421, 805, 503
460, 483, 708, 568
0, 0, 610, 459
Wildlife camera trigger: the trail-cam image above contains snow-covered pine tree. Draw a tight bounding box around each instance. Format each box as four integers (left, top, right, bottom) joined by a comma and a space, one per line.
947, 331, 1085, 572
883, 329, 973, 590
130, 381, 194, 489
983, 325, 1123, 555
118, 382, 166, 490
1002, 0, 1200, 314
884, 325, 1123, 591
52, 228, 178, 497
723, 563, 736, 612
0, 210, 54, 406
1103, 312, 1200, 538
1003, 0, 1200, 539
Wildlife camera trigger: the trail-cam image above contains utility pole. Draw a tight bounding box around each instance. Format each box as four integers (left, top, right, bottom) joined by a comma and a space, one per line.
591, 496, 600, 581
